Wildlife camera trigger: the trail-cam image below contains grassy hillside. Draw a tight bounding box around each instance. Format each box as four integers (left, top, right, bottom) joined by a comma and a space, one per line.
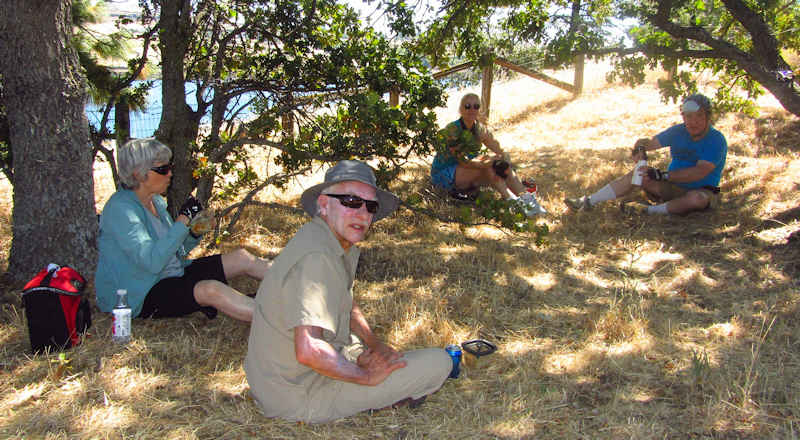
1, 63, 799, 439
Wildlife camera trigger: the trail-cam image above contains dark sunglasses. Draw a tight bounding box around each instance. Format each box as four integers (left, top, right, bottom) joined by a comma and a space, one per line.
323, 193, 379, 214
150, 163, 173, 175
464, 103, 480, 110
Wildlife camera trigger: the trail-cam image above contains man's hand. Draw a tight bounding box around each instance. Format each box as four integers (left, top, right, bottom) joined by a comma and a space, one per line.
356, 347, 407, 386
646, 167, 669, 181
364, 340, 402, 363
632, 138, 649, 161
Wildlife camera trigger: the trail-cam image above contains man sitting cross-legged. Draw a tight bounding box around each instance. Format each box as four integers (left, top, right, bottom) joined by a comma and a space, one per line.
245, 160, 452, 423
564, 93, 727, 216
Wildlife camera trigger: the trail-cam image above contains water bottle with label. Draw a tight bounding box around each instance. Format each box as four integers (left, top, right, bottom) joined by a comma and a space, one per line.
631, 145, 648, 186
112, 289, 131, 344
631, 159, 647, 186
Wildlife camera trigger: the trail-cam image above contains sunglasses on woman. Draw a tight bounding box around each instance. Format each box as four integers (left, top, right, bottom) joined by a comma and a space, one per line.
464, 103, 480, 110
150, 163, 173, 175
323, 193, 379, 214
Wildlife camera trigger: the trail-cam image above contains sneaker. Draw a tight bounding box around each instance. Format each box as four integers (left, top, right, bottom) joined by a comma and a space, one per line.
449, 187, 478, 204
370, 395, 427, 413
564, 195, 591, 211
519, 192, 547, 217
620, 201, 650, 215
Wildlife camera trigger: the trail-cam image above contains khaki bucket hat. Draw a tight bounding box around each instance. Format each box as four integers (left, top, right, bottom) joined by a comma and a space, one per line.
300, 160, 399, 222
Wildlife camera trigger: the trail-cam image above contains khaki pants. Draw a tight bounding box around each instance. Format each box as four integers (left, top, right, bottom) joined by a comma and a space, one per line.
644, 182, 720, 209
252, 347, 452, 424
307, 348, 452, 423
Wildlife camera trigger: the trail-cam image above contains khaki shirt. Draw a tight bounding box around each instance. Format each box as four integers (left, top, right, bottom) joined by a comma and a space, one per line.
245, 216, 360, 420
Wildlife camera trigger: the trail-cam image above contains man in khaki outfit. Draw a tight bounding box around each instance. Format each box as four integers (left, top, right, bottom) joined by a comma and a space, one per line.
245, 160, 452, 423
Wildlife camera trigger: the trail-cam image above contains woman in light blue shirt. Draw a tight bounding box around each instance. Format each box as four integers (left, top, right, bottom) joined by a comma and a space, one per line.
95, 138, 271, 321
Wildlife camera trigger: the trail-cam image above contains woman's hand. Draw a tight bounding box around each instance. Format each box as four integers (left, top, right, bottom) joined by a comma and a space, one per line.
189, 210, 216, 236
176, 214, 191, 226
179, 196, 203, 220
492, 159, 510, 178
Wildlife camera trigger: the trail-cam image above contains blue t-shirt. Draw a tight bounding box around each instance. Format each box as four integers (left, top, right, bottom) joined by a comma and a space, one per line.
655, 124, 727, 189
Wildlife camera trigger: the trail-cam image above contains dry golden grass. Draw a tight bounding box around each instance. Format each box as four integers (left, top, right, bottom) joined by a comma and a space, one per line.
2, 62, 800, 438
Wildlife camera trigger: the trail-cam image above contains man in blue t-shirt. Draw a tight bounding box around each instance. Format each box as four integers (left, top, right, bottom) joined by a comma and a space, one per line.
564, 93, 727, 216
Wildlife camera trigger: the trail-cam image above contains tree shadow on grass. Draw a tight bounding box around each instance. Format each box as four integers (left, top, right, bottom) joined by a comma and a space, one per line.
732, 110, 800, 157
4, 137, 798, 437
350, 159, 798, 437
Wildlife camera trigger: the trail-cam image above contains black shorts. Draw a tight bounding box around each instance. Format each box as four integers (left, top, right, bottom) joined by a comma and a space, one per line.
139, 255, 228, 319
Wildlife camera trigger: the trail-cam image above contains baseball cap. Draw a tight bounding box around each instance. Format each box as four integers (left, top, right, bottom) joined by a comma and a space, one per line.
681, 93, 711, 114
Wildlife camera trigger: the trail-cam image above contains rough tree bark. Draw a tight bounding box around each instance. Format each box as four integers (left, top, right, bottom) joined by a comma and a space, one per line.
157, 0, 200, 216
0, 0, 98, 281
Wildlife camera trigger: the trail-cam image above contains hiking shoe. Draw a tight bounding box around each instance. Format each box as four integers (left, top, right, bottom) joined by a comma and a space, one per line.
519, 192, 547, 217
449, 187, 478, 204
564, 195, 591, 211
370, 395, 427, 414
620, 201, 650, 215
200, 306, 218, 320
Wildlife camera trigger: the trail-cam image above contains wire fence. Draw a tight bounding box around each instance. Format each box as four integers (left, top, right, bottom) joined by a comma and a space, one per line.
86, 106, 162, 139
87, 56, 550, 139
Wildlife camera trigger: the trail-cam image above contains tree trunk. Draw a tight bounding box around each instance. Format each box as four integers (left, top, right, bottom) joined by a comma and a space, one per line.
115, 97, 131, 146
573, 54, 584, 96
481, 63, 493, 120
0, 0, 98, 281
156, 0, 199, 216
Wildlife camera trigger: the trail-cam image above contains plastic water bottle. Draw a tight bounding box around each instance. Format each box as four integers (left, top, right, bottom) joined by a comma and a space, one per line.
112, 289, 131, 344
631, 159, 647, 186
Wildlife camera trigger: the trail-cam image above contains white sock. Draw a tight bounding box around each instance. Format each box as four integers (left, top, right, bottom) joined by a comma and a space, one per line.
647, 203, 669, 215
588, 184, 616, 206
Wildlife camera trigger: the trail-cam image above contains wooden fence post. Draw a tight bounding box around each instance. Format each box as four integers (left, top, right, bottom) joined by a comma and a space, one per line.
481, 62, 493, 119
573, 53, 584, 97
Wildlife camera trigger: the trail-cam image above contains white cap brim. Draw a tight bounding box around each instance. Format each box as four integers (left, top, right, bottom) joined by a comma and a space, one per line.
681, 100, 701, 113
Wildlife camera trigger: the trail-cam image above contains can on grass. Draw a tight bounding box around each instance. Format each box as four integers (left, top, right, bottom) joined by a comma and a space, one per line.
445, 344, 462, 378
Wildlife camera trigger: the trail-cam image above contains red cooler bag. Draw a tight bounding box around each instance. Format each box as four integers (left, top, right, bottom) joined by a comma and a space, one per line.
21, 264, 91, 353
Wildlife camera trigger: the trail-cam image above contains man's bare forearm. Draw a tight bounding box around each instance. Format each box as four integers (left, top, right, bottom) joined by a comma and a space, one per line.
295, 326, 372, 384
665, 163, 714, 184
